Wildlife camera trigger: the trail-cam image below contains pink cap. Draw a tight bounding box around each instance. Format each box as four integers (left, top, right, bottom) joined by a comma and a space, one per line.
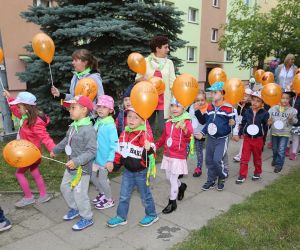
96, 95, 114, 110
63, 95, 93, 111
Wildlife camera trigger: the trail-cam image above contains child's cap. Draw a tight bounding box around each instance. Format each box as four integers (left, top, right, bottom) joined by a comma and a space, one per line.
245, 88, 253, 95
127, 107, 144, 119
282, 89, 295, 98
96, 95, 114, 110
170, 97, 183, 107
250, 91, 263, 100
206, 81, 224, 91
63, 95, 93, 111
9, 92, 37, 106
123, 84, 134, 98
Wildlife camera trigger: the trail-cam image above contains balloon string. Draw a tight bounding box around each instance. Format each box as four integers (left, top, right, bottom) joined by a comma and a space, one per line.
42, 155, 65, 165
48, 64, 54, 87
145, 120, 148, 170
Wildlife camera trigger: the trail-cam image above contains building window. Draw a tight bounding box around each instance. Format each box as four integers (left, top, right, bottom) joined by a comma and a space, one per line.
212, 0, 220, 7
240, 53, 247, 66
188, 8, 198, 23
226, 50, 232, 61
162, 1, 174, 7
187, 47, 197, 62
33, 0, 53, 7
211, 28, 218, 42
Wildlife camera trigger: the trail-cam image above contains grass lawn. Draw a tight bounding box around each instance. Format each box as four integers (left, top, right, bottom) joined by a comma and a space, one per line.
173, 167, 300, 250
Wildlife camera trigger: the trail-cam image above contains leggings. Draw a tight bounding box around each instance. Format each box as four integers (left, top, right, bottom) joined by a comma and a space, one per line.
291, 134, 299, 154
91, 167, 112, 199
165, 170, 180, 200
15, 162, 46, 198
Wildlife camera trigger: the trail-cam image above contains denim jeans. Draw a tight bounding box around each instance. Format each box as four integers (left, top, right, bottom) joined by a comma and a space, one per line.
117, 168, 157, 220
195, 139, 204, 168
272, 136, 289, 168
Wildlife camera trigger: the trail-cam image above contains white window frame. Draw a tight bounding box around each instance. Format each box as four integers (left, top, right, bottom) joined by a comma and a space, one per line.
33, 0, 53, 7
212, 0, 220, 8
211, 28, 218, 42
188, 7, 198, 23
225, 50, 233, 62
187, 47, 197, 63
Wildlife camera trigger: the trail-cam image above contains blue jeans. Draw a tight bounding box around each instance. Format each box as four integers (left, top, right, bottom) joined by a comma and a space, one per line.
117, 168, 157, 220
272, 136, 289, 168
195, 139, 204, 168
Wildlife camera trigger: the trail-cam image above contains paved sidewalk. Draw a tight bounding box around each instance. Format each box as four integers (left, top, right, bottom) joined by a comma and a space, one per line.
0, 142, 299, 250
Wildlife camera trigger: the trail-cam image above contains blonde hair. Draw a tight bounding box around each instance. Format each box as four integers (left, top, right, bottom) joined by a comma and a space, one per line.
284, 54, 295, 65
198, 90, 206, 99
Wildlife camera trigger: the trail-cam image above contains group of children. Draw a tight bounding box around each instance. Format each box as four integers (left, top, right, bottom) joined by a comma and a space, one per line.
1, 79, 299, 232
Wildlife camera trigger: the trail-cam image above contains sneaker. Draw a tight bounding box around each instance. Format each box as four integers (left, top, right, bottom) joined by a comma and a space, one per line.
178, 174, 184, 179
193, 167, 202, 177
107, 216, 127, 228
63, 209, 80, 221
274, 166, 282, 173
92, 193, 105, 204
236, 176, 246, 184
139, 215, 159, 227
36, 193, 52, 204
72, 218, 93, 231
271, 160, 276, 167
201, 182, 216, 191
95, 199, 115, 210
289, 153, 297, 160
233, 155, 240, 162
15, 197, 35, 208
0, 218, 12, 232
224, 168, 229, 178
252, 174, 261, 181
217, 178, 225, 191
267, 142, 272, 149
285, 147, 290, 157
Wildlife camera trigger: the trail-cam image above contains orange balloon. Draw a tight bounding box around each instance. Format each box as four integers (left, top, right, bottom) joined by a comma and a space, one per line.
224, 78, 245, 105
208, 68, 227, 86
32, 33, 55, 64
130, 81, 158, 120
254, 69, 265, 84
261, 83, 282, 106
172, 73, 199, 107
3, 140, 41, 168
75, 78, 98, 101
0, 48, 3, 64
292, 73, 300, 94
261, 71, 274, 86
127, 52, 146, 75
149, 77, 165, 95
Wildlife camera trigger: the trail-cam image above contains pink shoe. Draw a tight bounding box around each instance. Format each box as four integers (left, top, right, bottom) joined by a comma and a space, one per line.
267, 142, 272, 149
289, 153, 297, 160
285, 147, 290, 157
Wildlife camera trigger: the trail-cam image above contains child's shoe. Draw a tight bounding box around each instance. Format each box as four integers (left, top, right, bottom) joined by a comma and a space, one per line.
233, 155, 241, 162
193, 167, 202, 177
289, 153, 297, 160
201, 181, 216, 191
178, 174, 183, 179
285, 147, 290, 157
36, 193, 52, 204
274, 166, 282, 173
72, 218, 93, 231
139, 215, 159, 227
177, 183, 187, 200
162, 199, 177, 214
15, 197, 35, 208
107, 216, 127, 228
63, 209, 80, 221
95, 199, 115, 210
0, 218, 12, 232
92, 193, 105, 204
252, 174, 261, 181
236, 176, 246, 184
271, 160, 275, 167
217, 178, 225, 191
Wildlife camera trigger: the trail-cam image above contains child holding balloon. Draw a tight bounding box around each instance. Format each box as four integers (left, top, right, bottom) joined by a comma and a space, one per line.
3, 90, 56, 207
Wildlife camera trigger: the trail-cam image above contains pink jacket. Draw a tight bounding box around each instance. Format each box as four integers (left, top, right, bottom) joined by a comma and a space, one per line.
155, 119, 193, 159
8, 97, 56, 152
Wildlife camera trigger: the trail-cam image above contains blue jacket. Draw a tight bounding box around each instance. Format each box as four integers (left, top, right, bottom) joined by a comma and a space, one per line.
94, 119, 118, 167
201, 102, 235, 138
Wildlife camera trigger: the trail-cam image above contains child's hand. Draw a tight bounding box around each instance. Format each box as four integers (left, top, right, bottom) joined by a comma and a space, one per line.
3, 89, 10, 98
51, 86, 60, 97
66, 160, 76, 169
232, 135, 240, 142
194, 102, 200, 110
267, 118, 273, 126
288, 114, 294, 123
144, 139, 151, 151
50, 151, 56, 158
194, 133, 203, 140
178, 121, 187, 134
229, 119, 235, 126
105, 162, 114, 172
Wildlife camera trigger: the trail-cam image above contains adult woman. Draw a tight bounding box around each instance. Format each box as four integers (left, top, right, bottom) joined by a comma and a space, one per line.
275, 54, 298, 89
51, 49, 104, 102
136, 36, 176, 134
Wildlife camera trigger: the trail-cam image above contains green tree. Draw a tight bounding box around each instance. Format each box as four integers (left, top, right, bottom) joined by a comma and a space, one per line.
219, 0, 300, 69
19, 0, 185, 135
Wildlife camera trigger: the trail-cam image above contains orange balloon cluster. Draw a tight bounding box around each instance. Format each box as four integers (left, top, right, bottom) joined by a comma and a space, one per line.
261, 71, 274, 86
254, 69, 265, 84
172, 73, 199, 107
224, 78, 245, 105
127, 52, 146, 75
0, 48, 4, 64
32, 33, 55, 64
3, 140, 41, 168
292, 73, 300, 94
75, 78, 98, 101
149, 77, 165, 95
130, 81, 158, 120
261, 83, 282, 106
208, 68, 227, 86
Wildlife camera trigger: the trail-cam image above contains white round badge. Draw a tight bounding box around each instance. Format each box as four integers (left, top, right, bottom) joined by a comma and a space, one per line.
65, 144, 72, 156
192, 118, 198, 129
247, 124, 259, 136
167, 137, 173, 147
208, 123, 218, 136
274, 120, 284, 130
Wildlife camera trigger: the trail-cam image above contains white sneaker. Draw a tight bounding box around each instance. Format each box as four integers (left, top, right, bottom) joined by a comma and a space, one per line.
36, 193, 52, 204
95, 199, 115, 210
15, 197, 35, 208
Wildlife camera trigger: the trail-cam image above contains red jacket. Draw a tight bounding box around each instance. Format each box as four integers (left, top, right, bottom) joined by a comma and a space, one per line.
155, 119, 193, 159
8, 97, 55, 152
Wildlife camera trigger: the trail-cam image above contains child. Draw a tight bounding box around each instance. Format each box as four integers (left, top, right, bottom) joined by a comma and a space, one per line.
91, 95, 118, 209
156, 97, 193, 214
0, 207, 12, 232
197, 82, 235, 191
289, 93, 300, 160
268, 91, 297, 172
51, 96, 96, 231
4, 90, 55, 207
234, 91, 269, 184
188, 90, 208, 177
107, 108, 158, 227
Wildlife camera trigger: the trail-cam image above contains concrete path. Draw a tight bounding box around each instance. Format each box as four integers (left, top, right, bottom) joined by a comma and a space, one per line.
0, 142, 299, 250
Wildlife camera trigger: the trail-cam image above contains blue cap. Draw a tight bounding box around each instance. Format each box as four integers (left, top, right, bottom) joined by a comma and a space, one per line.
207, 81, 224, 91
123, 84, 134, 98
9, 92, 37, 106
170, 97, 183, 107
